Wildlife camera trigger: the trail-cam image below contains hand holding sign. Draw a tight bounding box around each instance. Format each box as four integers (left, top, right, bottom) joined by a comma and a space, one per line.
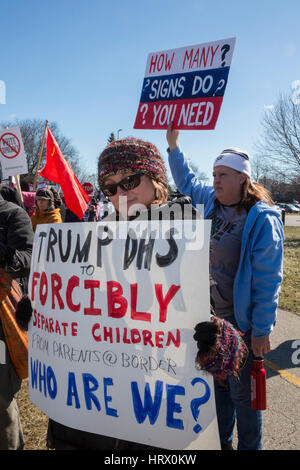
166, 122, 180, 151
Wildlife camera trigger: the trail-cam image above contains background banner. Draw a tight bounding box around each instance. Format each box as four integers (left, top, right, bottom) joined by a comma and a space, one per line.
0, 126, 28, 177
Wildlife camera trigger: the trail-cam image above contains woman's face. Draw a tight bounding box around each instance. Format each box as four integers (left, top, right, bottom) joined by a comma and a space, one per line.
36, 198, 50, 211
213, 166, 246, 205
103, 172, 156, 217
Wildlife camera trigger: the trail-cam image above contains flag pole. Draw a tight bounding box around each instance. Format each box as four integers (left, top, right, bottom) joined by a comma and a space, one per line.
14, 174, 24, 202
33, 120, 48, 191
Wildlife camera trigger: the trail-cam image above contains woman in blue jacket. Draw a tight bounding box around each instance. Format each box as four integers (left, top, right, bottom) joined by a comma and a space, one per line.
166, 124, 284, 451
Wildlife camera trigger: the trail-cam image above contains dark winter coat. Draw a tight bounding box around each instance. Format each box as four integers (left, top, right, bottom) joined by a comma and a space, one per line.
0, 193, 33, 440
0, 194, 33, 282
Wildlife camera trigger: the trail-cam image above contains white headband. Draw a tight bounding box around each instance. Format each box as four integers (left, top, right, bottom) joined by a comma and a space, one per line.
214, 148, 251, 178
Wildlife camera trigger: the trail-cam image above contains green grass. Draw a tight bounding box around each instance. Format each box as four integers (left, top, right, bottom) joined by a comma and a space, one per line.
279, 226, 300, 315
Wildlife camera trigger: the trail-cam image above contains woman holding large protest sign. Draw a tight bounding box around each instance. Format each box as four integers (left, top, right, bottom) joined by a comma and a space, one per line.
98, 137, 170, 218
46, 136, 186, 450
166, 123, 284, 450
14, 136, 246, 451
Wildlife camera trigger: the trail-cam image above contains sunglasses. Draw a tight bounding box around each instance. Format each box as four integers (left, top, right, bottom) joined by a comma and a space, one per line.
101, 173, 143, 197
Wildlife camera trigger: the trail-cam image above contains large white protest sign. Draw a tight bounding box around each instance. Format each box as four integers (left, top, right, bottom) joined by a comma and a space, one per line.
134, 37, 236, 130
0, 126, 28, 177
28, 219, 220, 450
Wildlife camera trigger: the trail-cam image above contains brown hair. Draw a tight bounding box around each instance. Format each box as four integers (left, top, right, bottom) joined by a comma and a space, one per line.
238, 177, 274, 212
150, 180, 169, 205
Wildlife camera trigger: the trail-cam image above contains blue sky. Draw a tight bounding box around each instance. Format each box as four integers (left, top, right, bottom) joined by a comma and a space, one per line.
1, 0, 299, 185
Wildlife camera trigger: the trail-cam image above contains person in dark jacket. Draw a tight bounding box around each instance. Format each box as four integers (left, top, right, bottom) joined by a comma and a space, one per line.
0, 187, 33, 449
0, 185, 25, 210
64, 208, 82, 222
0, 190, 33, 292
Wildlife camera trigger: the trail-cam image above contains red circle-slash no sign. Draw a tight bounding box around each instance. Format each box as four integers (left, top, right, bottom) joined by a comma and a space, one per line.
0, 132, 21, 159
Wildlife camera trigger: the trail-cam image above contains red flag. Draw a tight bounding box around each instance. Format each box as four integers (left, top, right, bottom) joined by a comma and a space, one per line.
39, 128, 90, 219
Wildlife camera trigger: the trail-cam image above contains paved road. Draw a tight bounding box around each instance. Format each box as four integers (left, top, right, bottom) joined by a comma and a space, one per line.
285, 214, 300, 227
233, 309, 300, 450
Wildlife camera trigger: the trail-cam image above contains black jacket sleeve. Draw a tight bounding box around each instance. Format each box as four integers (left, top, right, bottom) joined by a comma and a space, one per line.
0, 200, 33, 279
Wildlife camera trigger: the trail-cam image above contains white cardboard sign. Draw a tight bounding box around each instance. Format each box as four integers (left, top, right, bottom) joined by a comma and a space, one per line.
28, 220, 220, 450
0, 126, 28, 177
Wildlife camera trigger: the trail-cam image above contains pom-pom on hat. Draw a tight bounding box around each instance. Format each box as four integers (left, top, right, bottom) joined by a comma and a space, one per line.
98, 137, 168, 188
194, 316, 248, 382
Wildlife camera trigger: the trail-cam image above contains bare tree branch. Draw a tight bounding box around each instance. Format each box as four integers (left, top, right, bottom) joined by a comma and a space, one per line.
255, 93, 300, 181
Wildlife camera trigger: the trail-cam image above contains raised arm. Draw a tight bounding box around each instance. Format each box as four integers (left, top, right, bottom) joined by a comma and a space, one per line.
166, 123, 215, 213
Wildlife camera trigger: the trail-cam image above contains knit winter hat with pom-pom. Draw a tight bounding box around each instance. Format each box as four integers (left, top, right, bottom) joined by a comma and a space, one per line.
98, 137, 168, 188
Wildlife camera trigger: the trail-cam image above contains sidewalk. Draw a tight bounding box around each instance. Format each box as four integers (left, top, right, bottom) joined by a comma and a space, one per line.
233, 309, 300, 450
263, 309, 300, 450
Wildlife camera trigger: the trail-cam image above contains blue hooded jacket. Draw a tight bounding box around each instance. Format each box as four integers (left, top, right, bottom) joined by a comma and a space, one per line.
169, 146, 284, 337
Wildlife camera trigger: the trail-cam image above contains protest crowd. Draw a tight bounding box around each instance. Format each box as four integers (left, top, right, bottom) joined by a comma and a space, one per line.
0, 32, 285, 454
0, 121, 284, 452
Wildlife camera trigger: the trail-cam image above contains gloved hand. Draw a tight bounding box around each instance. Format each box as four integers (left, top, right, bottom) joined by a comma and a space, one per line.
15, 295, 33, 331
193, 320, 218, 354
194, 316, 248, 381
